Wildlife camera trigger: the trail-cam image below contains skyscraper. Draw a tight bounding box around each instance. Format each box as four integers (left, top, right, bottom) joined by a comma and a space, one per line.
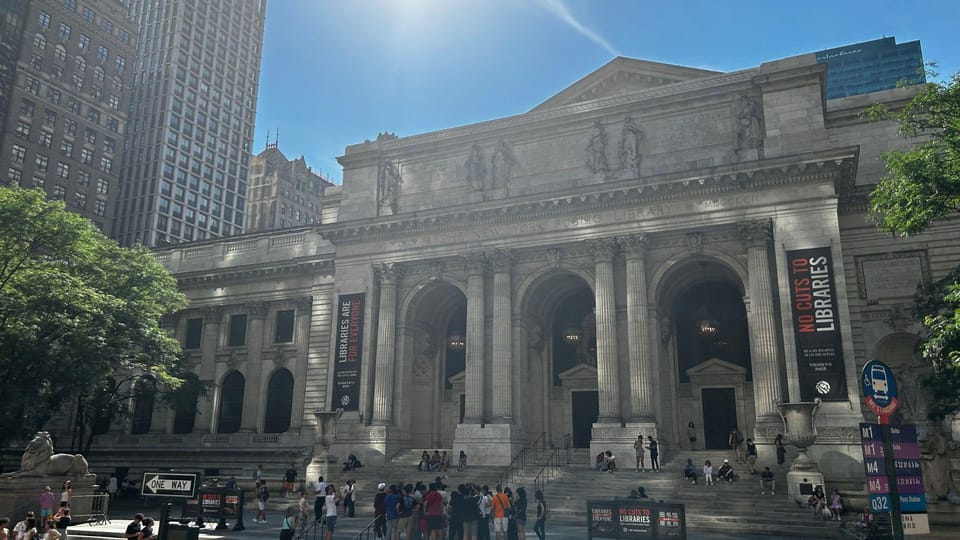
246, 141, 334, 232
113, 0, 266, 246
0, 0, 137, 231
815, 37, 925, 99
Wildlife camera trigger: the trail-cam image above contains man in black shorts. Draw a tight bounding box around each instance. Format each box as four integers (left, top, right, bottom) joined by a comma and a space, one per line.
760, 467, 775, 495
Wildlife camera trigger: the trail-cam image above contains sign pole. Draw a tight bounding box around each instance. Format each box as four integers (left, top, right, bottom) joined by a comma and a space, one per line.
880, 425, 904, 540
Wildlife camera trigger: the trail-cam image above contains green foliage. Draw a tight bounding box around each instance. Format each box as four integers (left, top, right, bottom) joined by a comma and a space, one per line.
868, 72, 960, 418
0, 187, 189, 449
868, 72, 960, 235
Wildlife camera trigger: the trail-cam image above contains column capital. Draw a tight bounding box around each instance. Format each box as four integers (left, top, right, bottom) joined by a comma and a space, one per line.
618, 234, 648, 258
586, 237, 619, 262
487, 248, 514, 272
375, 262, 402, 284
737, 219, 772, 246
462, 253, 488, 275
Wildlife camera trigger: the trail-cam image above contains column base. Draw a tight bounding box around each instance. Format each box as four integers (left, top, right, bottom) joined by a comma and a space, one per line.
786, 465, 824, 506
590, 422, 652, 468
453, 423, 525, 466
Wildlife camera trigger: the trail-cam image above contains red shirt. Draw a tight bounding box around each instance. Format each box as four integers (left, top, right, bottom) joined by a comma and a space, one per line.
424, 491, 444, 516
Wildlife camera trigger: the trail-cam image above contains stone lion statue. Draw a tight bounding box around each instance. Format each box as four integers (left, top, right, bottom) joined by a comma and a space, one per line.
4, 431, 92, 478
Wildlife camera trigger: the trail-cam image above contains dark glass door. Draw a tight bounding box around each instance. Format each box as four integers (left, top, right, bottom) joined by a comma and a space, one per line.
571, 391, 599, 448
701, 388, 737, 449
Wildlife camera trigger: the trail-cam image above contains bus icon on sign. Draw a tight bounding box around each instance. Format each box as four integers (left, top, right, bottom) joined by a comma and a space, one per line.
870, 365, 889, 401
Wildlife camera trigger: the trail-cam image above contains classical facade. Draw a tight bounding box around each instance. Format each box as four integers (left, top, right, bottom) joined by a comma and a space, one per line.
75, 52, 960, 490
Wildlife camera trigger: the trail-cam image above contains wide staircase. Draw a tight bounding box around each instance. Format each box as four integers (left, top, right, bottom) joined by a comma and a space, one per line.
78, 445, 845, 538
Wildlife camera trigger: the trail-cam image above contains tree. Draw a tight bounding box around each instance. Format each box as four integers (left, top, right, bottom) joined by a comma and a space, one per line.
868, 71, 960, 419
0, 187, 190, 450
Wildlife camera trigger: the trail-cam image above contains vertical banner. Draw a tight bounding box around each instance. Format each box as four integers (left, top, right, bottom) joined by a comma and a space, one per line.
331, 293, 364, 411
786, 247, 847, 401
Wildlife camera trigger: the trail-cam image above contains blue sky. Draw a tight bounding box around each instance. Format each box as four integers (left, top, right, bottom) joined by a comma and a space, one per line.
254, 0, 960, 184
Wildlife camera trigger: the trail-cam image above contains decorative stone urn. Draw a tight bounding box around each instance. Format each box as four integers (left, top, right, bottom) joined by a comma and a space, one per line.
777, 398, 823, 504
306, 409, 343, 483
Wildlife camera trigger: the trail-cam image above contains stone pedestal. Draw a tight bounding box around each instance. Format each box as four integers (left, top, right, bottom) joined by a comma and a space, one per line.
590, 423, 655, 468
777, 399, 823, 505
452, 423, 524, 466
0, 476, 96, 520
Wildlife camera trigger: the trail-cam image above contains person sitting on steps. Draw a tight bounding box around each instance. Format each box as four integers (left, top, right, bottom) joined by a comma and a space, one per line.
602, 451, 617, 473
760, 466, 775, 495
683, 459, 698, 485
717, 459, 736, 482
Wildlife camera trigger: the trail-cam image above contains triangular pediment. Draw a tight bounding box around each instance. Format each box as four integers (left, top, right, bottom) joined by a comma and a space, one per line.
531, 57, 720, 112
448, 370, 465, 386
558, 363, 598, 382
685, 357, 747, 377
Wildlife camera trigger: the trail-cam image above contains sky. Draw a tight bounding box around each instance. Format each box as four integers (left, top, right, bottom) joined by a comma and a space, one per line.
254, 0, 960, 184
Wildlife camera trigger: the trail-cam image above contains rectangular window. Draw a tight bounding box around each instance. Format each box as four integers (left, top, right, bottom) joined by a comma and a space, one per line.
99, 157, 112, 173
82, 7, 95, 22
227, 314, 247, 347
56, 162, 69, 179
94, 199, 105, 216
7, 168, 22, 184
80, 148, 93, 165
38, 131, 52, 148
97, 45, 108, 62
53, 185, 65, 199
11, 145, 26, 163
46, 88, 60, 104
39, 11, 51, 28
100, 18, 113, 34
77, 170, 90, 187
184, 318, 203, 349
84, 128, 97, 145
72, 192, 86, 209
35, 154, 48, 171
19, 99, 35, 116
275, 310, 295, 343
60, 140, 72, 157
103, 137, 115, 153
64, 118, 77, 136
115, 56, 125, 71
58, 23, 71, 39
15, 122, 31, 139
96, 178, 109, 194
78, 34, 89, 49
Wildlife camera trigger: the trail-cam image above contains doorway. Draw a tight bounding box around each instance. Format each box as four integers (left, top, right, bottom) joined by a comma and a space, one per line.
571, 391, 599, 448
701, 388, 737, 449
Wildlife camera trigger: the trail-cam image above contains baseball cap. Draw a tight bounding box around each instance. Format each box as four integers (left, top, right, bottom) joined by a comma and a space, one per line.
378, 483, 386, 490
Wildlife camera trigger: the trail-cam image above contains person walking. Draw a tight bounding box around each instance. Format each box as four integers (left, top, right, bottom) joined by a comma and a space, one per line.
255, 480, 270, 524
533, 490, 546, 540
373, 483, 387, 539
513, 487, 528, 539
729, 427, 744, 463
342, 480, 356, 518
633, 435, 645, 471
282, 463, 297, 498
322, 485, 341, 540
647, 436, 660, 472
295, 490, 311, 540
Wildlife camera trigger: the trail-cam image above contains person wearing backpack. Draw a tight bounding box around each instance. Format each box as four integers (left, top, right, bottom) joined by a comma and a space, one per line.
398, 484, 416, 540
490, 485, 511, 540
255, 480, 270, 524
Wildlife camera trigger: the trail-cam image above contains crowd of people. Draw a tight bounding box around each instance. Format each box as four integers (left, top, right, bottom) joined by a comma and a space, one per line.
1, 482, 76, 540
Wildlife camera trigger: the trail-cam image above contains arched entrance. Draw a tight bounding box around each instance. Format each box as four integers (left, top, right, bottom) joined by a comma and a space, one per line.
518, 269, 596, 448
399, 280, 467, 448
656, 257, 753, 449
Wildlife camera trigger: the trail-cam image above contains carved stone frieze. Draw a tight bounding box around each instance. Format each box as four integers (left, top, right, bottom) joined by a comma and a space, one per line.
683, 232, 703, 255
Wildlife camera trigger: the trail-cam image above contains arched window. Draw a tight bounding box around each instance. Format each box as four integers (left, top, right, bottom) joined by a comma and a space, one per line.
34, 34, 46, 50
130, 377, 156, 435
74, 56, 85, 73
263, 369, 293, 433
54, 45, 67, 62
172, 373, 202, 434
217, 371, 244, 433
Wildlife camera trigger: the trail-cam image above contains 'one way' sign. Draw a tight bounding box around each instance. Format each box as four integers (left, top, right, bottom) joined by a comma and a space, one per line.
141, 472, 198, 498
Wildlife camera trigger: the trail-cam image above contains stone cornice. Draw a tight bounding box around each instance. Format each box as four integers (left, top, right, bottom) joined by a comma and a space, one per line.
325, 147, 859, 246
175, 258, 334, 287
339, 69, 760, 167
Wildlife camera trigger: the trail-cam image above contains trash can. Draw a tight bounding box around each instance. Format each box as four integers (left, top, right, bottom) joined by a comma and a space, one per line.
165, 523, 200, 540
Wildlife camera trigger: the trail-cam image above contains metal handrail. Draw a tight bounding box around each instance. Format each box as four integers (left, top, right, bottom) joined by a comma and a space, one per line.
532, 447, 562, 495
300, 515, 326, 540
497, 431, 546, 487
350, 514, 384, 540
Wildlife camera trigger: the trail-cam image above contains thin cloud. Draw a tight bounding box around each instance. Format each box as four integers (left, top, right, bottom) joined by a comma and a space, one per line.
533, 0, 619, 57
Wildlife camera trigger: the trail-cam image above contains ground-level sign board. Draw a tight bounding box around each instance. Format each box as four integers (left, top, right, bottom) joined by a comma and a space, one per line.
141, 472, 198, 498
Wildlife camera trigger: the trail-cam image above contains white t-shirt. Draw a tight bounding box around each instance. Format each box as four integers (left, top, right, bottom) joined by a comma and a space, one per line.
316, 481, 328, 498
479, 494, 492, 517
324, 494, 338, 517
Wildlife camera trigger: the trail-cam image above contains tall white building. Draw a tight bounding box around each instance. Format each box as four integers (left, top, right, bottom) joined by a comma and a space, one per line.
112, 0, 266, 246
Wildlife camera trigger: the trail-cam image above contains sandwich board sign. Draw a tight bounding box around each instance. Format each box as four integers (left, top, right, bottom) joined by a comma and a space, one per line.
141, 472, 198, 498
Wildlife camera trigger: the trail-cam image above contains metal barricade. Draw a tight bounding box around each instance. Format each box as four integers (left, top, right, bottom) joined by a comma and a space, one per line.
71, 492, 110, 525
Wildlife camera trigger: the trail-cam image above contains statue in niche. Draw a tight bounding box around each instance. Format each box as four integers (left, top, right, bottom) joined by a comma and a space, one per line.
585, 120, 609, 174
920, 426, 952, 500
618, 116, 643, 176
465, 144, 486, 191
734, 94, 764, 160
377, 158, 402, 213
490, 139, 515, 188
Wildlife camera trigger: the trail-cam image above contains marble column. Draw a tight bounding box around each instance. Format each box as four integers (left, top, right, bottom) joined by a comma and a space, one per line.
372, 263, 401, 425
463, 253, 487, 423
241, 302, 269, 431
199, 307, 222, 433
620, 234, 656, 420
737, 219, 782, 418
587, 237, 621, 423
490, 249, 514, 421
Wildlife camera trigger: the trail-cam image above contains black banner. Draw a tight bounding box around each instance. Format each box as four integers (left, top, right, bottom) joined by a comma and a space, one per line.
787, 247, 847, 401
588, 500, 685, 539
331, 293, 364, 411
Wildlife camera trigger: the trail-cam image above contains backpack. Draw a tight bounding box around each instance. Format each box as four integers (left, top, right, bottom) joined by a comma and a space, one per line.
401, 495, 415, 515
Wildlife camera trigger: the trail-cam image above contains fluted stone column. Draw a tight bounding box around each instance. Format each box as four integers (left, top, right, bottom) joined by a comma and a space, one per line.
621, 234, 656, 420
198, 307, 222, 433
463, 254, 487, 423
372, 263, 401, 425
738, 220, 782, 418
587, 238, 621, 423
241, 302, 269, 431
490, 249, 514, 421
